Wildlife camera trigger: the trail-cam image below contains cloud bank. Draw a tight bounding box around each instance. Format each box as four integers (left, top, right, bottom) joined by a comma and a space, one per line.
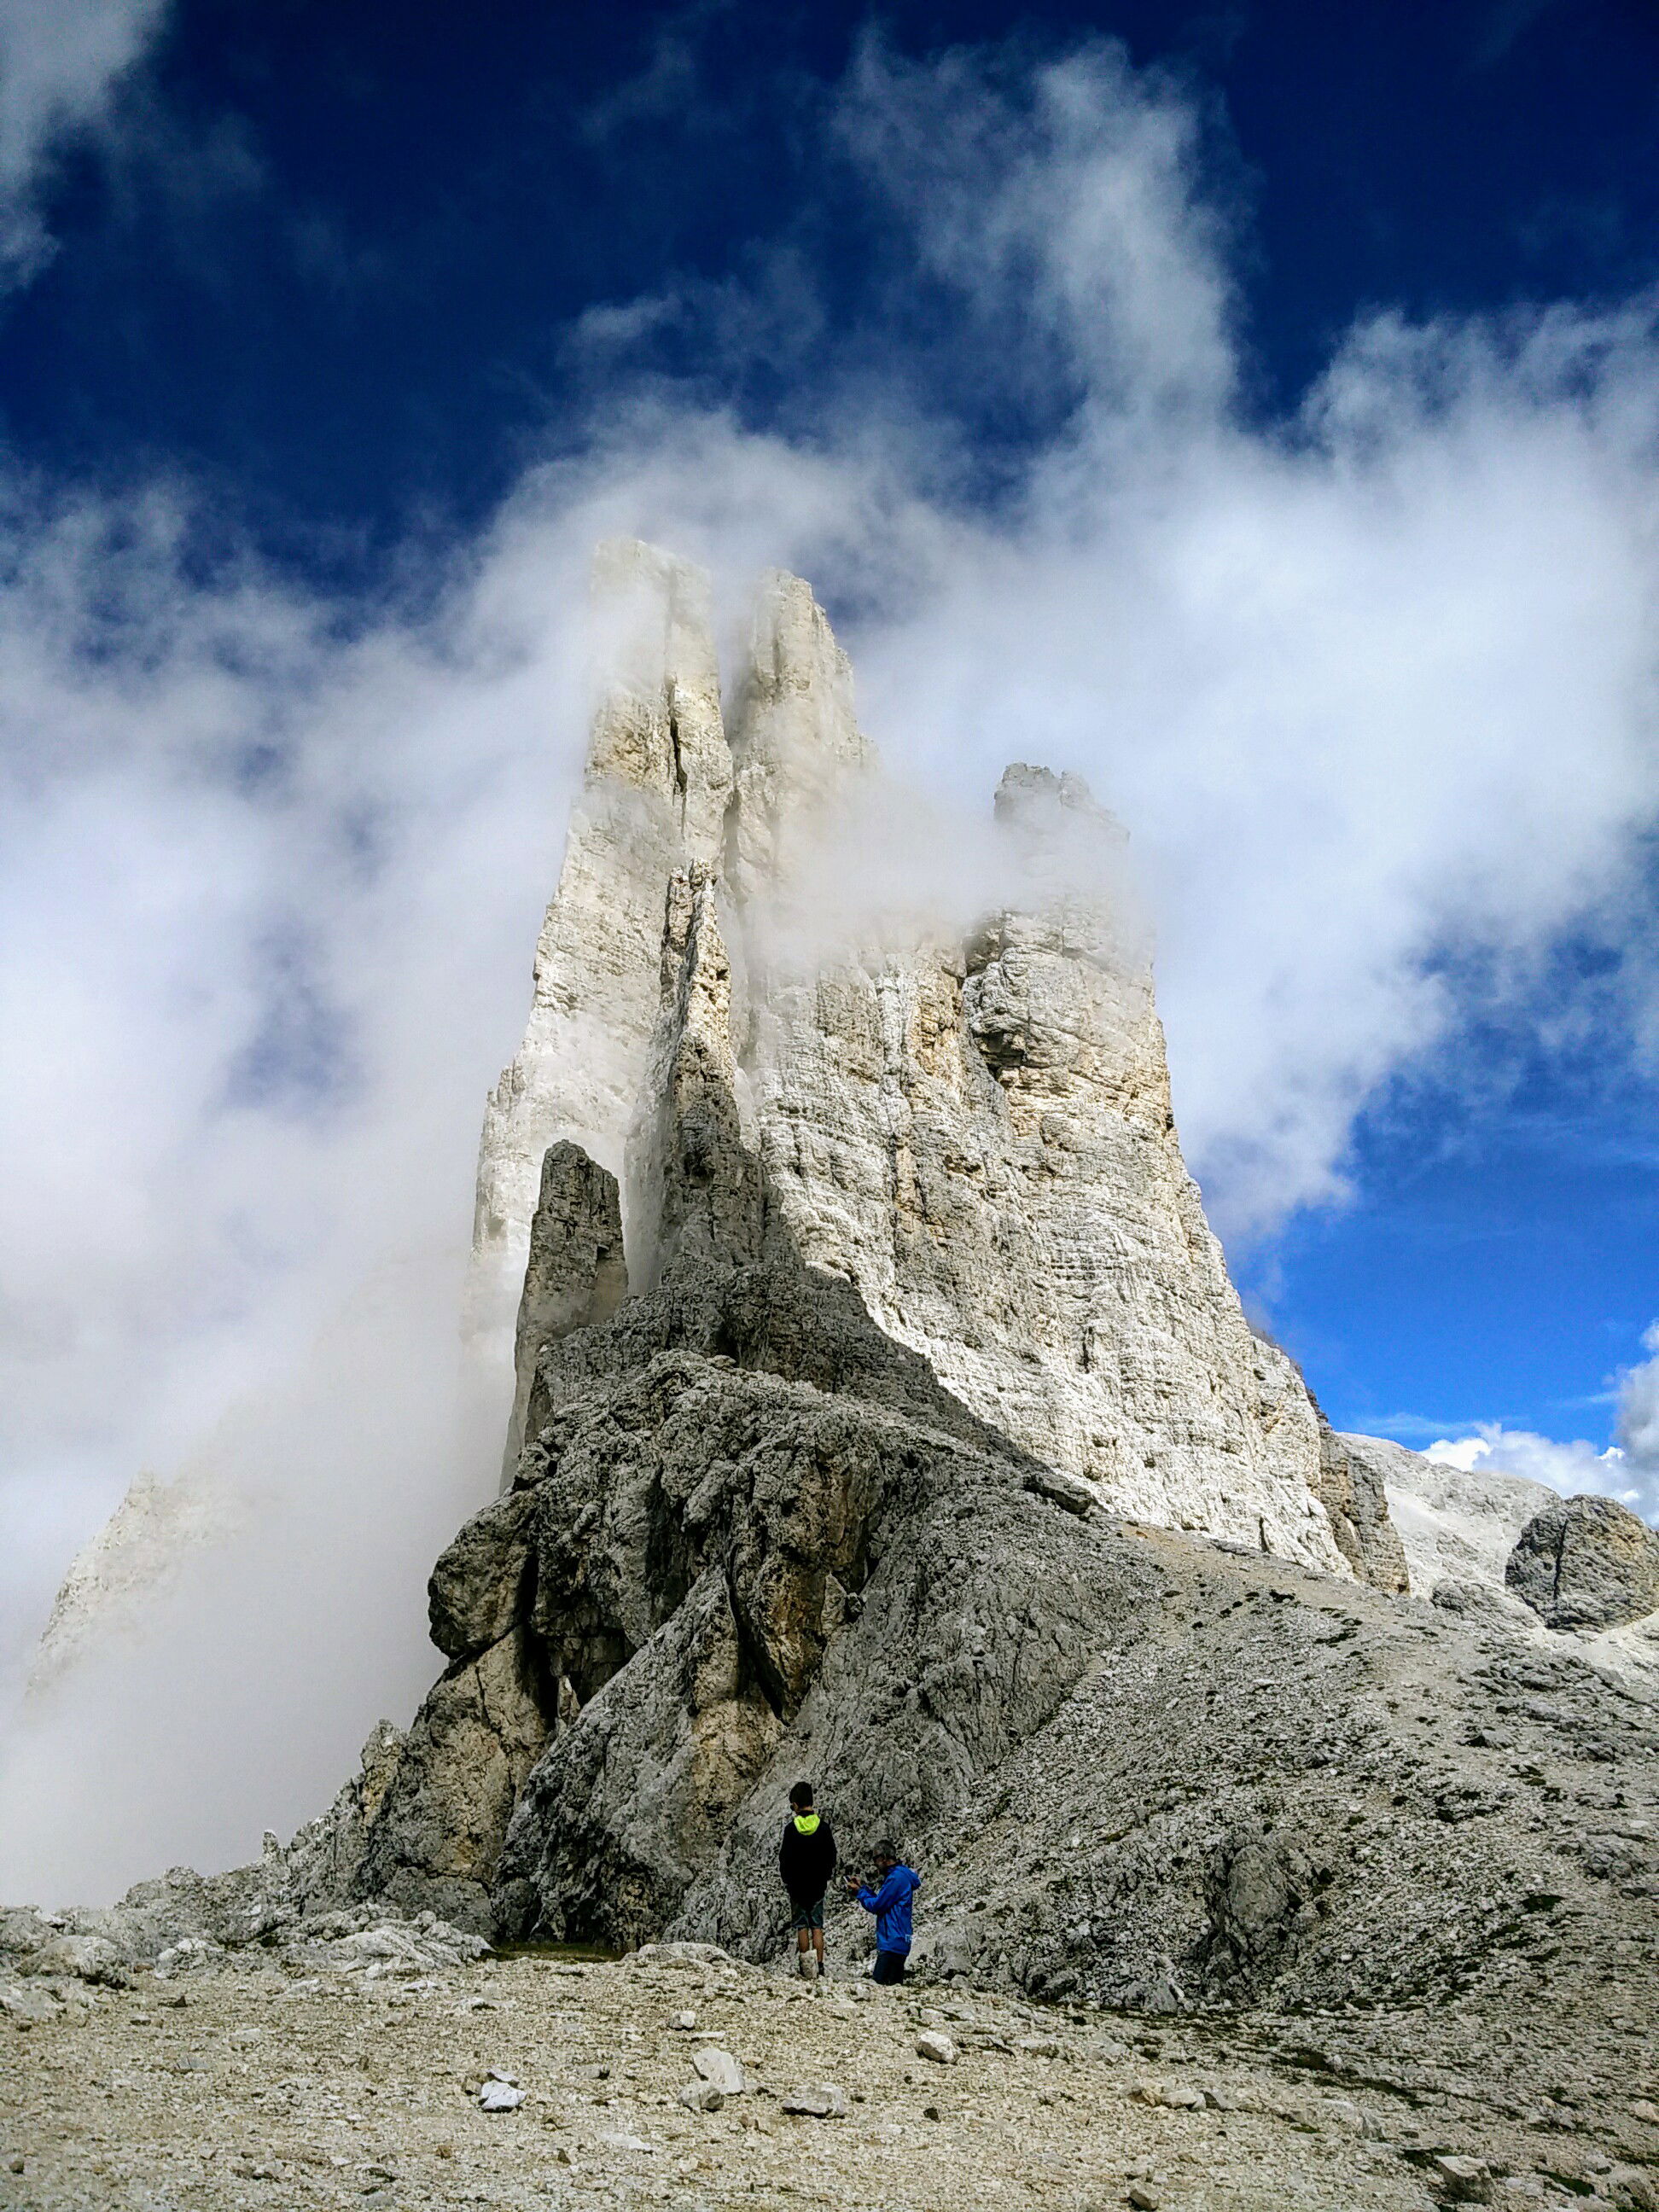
0, 0, 169, 276
3, 38, 1658, 1899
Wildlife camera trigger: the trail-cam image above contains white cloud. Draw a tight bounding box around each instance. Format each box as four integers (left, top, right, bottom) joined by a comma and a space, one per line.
4, 38, 1659, 1896
1615, 1322, 1659, 1476
1426, 1324, 1659, 1524
1427, 1426, 1626, 1493
0, 0, 170, 276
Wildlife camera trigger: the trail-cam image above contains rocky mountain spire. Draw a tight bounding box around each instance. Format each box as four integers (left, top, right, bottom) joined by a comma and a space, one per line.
724, 566, 874, 903
465, 540, 733, 1435
469, 540, 1388, 1573
21, 556, 1654, 2142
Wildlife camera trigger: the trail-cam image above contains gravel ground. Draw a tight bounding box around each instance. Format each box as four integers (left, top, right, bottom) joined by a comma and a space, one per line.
5, 1941, 1657, 2212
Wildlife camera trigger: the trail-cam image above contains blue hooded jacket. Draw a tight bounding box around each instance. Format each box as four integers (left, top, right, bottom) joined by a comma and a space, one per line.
856, 1863, 921, 1955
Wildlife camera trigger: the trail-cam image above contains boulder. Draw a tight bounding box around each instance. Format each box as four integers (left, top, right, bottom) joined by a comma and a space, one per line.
1507, 1494, 1659, 1630
18, 1935, 131, 1988
781, 2083, 847, 2118
691, 2046, 745, 2094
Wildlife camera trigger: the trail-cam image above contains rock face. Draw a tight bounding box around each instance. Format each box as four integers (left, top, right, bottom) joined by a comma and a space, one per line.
306, 544, 1421, 1949
470, 542, 1356, 1570
1363, 1436, 1554, 1596
504, 1141, 628, 1473
465, 540, 732, 1417
1507, 1492, 1659, 1630
27, 1464, 236, 1691
736, 760, 1344, 1566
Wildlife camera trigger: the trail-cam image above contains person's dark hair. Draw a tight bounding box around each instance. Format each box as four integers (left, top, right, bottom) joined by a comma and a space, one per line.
874, 1838, 900, 1863
789, 1781, 815, 1809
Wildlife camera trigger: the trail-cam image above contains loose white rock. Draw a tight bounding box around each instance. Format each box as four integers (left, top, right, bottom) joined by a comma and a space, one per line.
692, 2046, 745, 2094
781, 2083, 848, 2118
916, 2030, 958, 2067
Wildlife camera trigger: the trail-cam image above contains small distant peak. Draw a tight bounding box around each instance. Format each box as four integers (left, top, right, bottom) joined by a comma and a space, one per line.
591, 537, 709, 592
994, 762, 1127, 842
742, 566, 853, 702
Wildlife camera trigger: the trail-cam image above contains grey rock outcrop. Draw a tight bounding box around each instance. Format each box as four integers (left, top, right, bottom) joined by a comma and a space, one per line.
1309, 1425, 1410, 1592
1507, 1492, 1659, 1630
504, 1140, 628, 1471
1254, 1365, 1410, 1593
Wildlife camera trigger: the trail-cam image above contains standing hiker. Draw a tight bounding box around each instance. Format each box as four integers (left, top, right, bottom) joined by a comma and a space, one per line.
848, 1840, 921, 1984
779, 1781, 837, 1982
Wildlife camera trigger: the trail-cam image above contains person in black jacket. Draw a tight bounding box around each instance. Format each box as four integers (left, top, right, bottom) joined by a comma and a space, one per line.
778, 1781, 837, 1981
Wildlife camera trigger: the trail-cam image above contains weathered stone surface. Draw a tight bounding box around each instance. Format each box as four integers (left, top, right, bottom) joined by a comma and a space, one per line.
781, 2082, 847, 2118
1307, 1417, 1411, 1594
494, 1554, 783, 1947
725, 567, 873, 906
737, 754, 1348, 1569
691, 2045, 745, 2094
352, 1627, 551, 1934
465, 539, 732, 1392
9, 1938, 1656, 2211
17, 1934, 131, 1987
1429, 1575, 1540, 1632
628, 869, 765, 1288
1507, 1493, 1659, 1631
0, 1907, 53, 1959
469, 542, 1372, 1572
502, 1142, 627, 1472
428, 1488, 538, 1662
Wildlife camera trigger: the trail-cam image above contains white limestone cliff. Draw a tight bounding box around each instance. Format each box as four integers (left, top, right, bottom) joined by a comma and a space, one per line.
466, 540, 734, 1466
474, 543, 1365, 1573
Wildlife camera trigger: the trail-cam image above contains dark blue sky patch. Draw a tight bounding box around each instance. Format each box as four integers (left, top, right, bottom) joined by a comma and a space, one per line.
6, 0, 1658, 579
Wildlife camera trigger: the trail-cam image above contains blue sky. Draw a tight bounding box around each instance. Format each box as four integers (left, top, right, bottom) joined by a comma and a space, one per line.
3, 0, 1659, 1610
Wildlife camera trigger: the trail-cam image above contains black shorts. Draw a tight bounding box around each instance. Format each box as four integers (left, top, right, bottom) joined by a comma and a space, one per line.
789, 1895, 825, 1932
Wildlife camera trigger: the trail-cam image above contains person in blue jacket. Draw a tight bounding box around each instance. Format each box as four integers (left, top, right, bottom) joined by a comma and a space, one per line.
847, 1840, 921, 1984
